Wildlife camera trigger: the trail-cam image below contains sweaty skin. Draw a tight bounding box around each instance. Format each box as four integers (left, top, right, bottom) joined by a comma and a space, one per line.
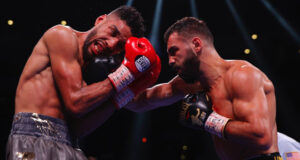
15, 14, 132, 136
208, 60, 277, 160
125, 32, 278, 160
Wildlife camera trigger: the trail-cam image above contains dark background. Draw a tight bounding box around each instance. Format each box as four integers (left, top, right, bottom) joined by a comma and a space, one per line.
1, 0, 299, 159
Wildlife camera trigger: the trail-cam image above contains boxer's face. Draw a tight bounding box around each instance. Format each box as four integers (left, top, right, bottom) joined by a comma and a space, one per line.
167, 32, 200, 83
83, 15, 131, 62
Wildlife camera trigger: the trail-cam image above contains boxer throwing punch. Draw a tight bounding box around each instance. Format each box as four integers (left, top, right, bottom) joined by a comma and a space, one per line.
6, 6, 161, 160
125, 17, 282, 160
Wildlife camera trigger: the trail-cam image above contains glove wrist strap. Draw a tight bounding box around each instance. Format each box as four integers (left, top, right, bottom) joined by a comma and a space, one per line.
108, 64, 135, 92
113, 87, 135, 109
204, 111, 230, 138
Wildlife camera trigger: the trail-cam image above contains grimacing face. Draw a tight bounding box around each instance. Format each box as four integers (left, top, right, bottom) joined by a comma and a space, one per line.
83, 15, 132, 62
167, 32, 200, 83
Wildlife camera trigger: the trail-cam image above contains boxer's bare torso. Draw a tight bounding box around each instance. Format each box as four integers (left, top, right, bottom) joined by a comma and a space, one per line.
208, 60, 278, 160
15, 26, 78, 120
127, 60, 278, 160
15, 16, 131, 122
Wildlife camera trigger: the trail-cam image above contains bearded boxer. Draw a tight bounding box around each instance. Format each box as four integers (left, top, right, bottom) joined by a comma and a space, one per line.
6, 6, 161, 160
125, 17, 282, 160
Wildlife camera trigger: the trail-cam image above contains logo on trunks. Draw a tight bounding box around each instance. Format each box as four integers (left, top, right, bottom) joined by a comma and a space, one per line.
135, 55, 150, 72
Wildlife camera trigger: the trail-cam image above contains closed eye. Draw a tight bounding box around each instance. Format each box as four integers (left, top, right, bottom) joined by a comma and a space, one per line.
167, 46, 178, 56
110, 25, 120, 37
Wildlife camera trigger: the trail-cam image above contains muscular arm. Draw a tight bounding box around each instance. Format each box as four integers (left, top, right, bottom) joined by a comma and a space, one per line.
71, 76, 202, 137
70, 99, 117, 137
125, 76, 202, 112
224, 66, 275, 150
44, 25, 116, 118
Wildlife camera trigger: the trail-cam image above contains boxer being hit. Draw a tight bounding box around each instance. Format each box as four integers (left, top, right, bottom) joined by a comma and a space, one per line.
125, 17, 282, 160
6, 5, 161, 160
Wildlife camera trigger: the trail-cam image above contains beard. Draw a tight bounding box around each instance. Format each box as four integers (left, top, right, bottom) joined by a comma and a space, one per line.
82, 29, 97, 64
177, 50, 200, 84
83, 29, 114, 65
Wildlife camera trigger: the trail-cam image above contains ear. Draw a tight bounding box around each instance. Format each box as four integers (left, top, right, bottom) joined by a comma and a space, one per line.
94, 14, 107, 26
192, 37, 203, 54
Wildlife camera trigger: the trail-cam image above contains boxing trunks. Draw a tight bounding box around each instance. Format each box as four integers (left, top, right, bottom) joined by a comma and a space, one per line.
278, 132, 300, 160
6, 112, 87, 160
247, 152, 282, 160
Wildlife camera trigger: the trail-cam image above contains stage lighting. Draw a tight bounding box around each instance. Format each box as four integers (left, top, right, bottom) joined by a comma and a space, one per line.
61, 20, 67, 26
261, 0, 300, 46
225, 0, 268, 70
189, 0, 198, 18
149, 0, 163, 54
7, 20, 14, 26
251, 34, 258, 40
142, 137, 147, 143
244, 49, 251, 54
126, 0, 134, 6
182, 145, 188, 151
180, 154, 186, 160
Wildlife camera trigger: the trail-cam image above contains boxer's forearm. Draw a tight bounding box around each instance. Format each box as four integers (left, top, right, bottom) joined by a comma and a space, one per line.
71, 82, 182, 136
125, 83, 185, 112
224, 120, 272, 150
71, 100, 117, 137
125, 76, 202, 112
65, 79, 115, 118
71, 83, 183, 136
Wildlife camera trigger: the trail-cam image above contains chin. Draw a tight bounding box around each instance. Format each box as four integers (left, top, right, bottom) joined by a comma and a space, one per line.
82, 50, 94, 64
179, 74, 197, 84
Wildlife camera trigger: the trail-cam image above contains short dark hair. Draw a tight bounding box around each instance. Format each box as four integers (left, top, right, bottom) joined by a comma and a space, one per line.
164, 17, 214, 44
110, 5, 145, 37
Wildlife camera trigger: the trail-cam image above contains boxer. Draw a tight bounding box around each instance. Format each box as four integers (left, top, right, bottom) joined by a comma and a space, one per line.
6, 5, 161, 160
125, 17, 283, 160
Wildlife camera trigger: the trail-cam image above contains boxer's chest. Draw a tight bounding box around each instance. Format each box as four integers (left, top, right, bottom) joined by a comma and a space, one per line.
208, 80, 235, 119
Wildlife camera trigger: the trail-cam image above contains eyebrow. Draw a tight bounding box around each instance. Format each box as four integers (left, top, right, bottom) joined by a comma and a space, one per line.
167, 46, 178, 55
111, 25, 121, 36
110, 25, 128, 49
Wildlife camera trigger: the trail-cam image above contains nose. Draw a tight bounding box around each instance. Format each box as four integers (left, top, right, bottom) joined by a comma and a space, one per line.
168, 56, 175, 66
106, 38, 121, 53
108, 38, 119, 49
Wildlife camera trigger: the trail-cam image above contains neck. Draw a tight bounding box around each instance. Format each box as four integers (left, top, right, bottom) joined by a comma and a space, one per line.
197, 47, 229, 90
75, 30, 89, 68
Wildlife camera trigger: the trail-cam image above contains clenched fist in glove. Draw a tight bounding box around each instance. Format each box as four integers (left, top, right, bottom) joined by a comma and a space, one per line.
113, 54, 161, 109
179, 92, 230, 138
108, 37, 158, 92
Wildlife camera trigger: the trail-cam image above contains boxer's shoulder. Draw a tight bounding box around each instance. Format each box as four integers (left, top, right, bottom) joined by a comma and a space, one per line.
227, 60, 255, 70
46, 25, 74, 35
226, 60, 263, 96
227, 60, 261, 79
42, 25, 78, 55
43, 25, 77, 44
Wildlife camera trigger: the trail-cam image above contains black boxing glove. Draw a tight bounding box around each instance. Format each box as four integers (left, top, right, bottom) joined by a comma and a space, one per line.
179, 92, 230, 138
179, 92, 213, 130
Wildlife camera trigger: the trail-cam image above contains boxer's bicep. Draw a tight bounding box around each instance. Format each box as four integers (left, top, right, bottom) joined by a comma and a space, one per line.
43, 26, 84, 110
224, 68, 273, 148
232, 90, 270, 128
231, 67, 270, 135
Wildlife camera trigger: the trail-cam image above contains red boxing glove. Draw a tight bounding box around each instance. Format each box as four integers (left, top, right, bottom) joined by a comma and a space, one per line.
108, 37, 157, 92
113, 55, 161, 109
129, 55, 161, 94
